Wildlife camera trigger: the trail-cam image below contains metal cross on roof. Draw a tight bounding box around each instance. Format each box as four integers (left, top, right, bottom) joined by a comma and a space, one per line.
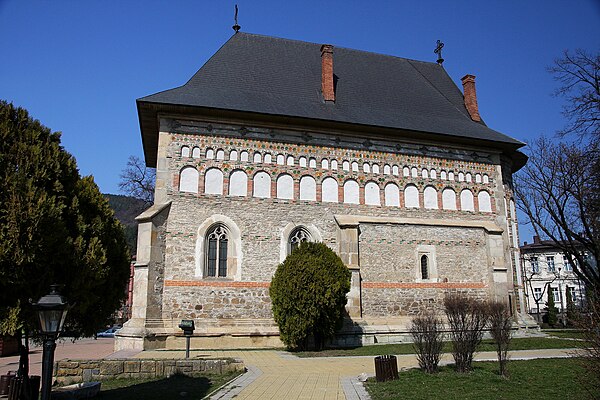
434, 40, 444, 66
233, 4, 241, 33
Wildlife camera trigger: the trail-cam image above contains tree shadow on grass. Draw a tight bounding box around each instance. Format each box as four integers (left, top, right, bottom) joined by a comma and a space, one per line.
95, 375, 217, 400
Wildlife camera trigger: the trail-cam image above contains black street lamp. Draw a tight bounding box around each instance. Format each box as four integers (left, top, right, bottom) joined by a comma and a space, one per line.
32, 285, 69, 400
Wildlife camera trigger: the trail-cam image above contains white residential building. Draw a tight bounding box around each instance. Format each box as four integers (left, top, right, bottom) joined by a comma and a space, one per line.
521, 236, 585, 322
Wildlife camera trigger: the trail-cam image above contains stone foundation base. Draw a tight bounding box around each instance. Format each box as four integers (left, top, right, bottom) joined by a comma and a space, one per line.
166, 333, 284, 349
114, 314, 535, 351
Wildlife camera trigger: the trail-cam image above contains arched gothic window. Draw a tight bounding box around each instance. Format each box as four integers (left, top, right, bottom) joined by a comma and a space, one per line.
288, 226, 311, 254
421, 255, 429, 280
206, 224, 228, 277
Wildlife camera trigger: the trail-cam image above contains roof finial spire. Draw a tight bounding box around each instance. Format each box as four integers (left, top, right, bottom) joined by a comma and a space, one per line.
232, 4, 241, 33
434, 40, 445, 66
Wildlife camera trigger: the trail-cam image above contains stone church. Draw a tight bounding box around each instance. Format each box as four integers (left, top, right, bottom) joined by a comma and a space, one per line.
115, 32, 527, 350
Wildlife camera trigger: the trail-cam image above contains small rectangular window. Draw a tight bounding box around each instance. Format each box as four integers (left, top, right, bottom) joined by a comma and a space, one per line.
552, 288, 560, 302
420, 255, 429, 280
547, 256, 555, 272
531, 257, 539, 273
568, 287, 577, 302
563, 255, 573, 271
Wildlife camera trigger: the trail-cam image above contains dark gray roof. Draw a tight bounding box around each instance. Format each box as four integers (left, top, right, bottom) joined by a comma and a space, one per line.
138, 32, 524, 164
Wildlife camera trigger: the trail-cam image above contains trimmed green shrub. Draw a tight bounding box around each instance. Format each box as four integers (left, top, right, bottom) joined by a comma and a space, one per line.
269, 242, 351, 351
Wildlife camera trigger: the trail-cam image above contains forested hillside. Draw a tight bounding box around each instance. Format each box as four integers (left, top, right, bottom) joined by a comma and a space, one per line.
104, 194, 147, 252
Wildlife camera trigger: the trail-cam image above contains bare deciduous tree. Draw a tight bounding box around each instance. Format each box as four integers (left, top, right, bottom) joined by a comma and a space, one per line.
579, 293, 600, 399
118, 156, 155, 206
549, 49, 600, 139
517, 49, 599, 395
444, 294, 489, 373
410, 313, 445, 373
514, 138, 599, 295
488, 301, 512, 378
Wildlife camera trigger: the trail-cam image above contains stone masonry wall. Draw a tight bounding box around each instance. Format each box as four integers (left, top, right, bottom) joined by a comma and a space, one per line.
54, 358, 244, 385
164, 285, 272, 321
362, 287, 488, 317
359, 224, 488, 283
151, 119, 511, 331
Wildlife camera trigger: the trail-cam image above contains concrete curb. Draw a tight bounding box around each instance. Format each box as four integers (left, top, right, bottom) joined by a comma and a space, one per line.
207, 364, 263, 399
341, 376, 372, 400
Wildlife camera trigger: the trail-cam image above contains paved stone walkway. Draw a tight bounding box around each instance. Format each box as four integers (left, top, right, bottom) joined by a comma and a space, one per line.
0, 338, 115, 376
136, 347, 579, 400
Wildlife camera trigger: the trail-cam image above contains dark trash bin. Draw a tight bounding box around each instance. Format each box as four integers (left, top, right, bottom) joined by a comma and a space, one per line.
29, 375, 41, 400
5, 375, 40, 400
374, 355, 399, 382
7, 375, 22, 400
0, 371, 16, 395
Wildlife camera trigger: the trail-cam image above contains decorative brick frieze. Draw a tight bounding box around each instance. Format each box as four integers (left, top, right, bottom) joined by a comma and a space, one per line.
169, 119, 497, 165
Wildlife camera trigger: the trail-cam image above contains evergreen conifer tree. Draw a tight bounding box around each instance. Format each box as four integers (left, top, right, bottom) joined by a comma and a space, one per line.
565, 287, 577, 327
546, 287, 559, 327
270, 242, 351, 351
0, 101, 130, 378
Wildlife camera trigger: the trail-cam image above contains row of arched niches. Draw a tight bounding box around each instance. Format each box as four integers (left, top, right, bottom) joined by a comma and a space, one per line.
177, 146, 496, 212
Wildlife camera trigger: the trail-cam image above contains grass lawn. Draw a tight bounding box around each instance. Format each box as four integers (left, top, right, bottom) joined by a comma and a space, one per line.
543, 330, 586, 340
295, 337, 583, 357
93, 372, 240, 400
365, 358, 587, 400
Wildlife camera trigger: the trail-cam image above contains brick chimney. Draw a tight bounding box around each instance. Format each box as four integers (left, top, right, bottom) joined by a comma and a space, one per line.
320, 44, 335, 102
461, 74, 481, 122
533, 235, 541, 244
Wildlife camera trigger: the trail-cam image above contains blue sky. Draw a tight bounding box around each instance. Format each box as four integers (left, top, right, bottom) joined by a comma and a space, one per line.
1, 1, 599, 242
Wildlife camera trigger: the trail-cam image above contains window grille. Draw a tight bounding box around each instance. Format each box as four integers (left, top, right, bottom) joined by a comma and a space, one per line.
288, 227, 311, 254
206, 225, 228, 277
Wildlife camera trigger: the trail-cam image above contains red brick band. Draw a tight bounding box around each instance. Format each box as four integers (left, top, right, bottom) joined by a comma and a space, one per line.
363, 282, 487, 289
165, 280, 270, 288
164, 280, 485, 289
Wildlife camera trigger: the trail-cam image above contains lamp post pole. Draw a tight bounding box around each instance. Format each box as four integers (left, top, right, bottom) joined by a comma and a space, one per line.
556, 268, 566, 328
40, 336, 57, 400
32, 285, 69, 400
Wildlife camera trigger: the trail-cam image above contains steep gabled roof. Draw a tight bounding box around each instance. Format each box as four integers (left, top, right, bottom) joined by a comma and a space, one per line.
138, 32, 524, 166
